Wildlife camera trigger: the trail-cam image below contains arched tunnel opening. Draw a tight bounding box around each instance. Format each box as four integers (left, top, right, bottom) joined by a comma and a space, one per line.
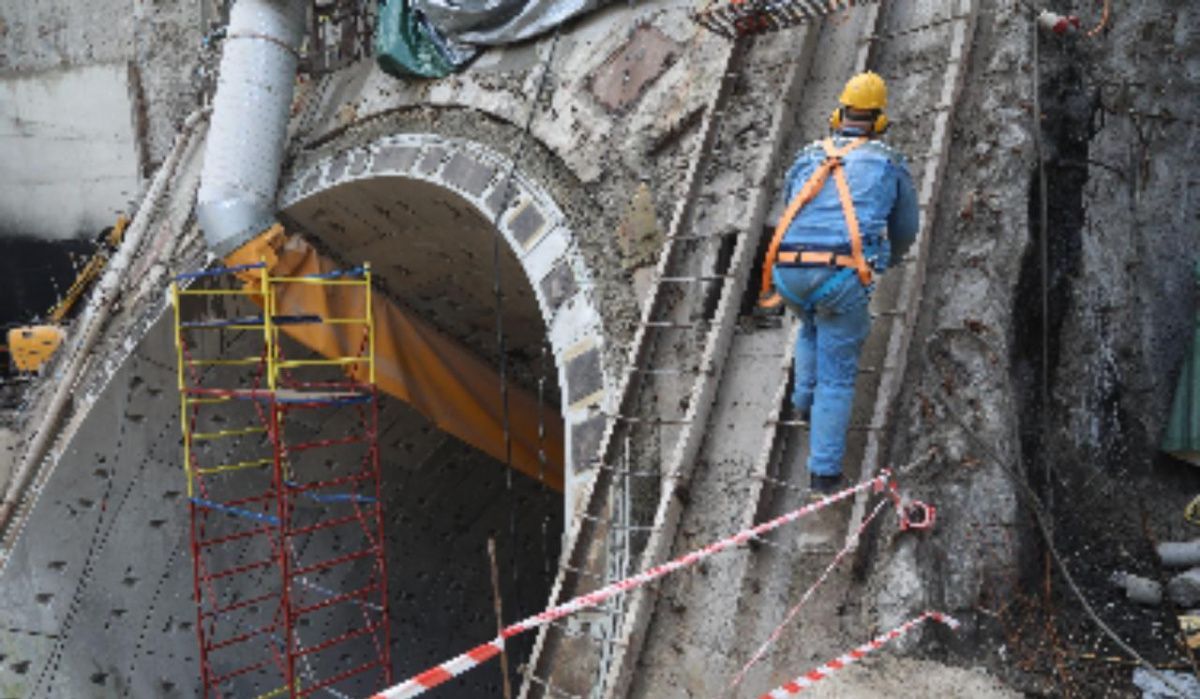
277, 175, 566, 695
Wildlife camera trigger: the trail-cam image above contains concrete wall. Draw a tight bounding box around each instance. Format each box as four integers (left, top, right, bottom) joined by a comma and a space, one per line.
0, 0, 205, 201
0, 64, 140, 239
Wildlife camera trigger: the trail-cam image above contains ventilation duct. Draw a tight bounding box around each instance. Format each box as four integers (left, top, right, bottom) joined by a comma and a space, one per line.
197, 0, 307, 257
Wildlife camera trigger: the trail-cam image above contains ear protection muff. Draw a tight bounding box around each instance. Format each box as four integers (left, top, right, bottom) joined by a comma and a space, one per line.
829, 106, 890, 134
829, 106, 843, 131
873, 111, 890, 134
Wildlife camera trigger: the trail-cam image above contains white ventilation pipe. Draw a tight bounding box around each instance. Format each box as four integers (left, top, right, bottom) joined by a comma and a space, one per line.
197, 0, 307, 257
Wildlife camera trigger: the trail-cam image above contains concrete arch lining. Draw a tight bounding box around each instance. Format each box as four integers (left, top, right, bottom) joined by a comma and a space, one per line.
278, 132, 610, 509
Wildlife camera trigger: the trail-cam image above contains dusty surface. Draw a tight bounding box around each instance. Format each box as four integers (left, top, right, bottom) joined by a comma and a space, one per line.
799, 656, 1020, 698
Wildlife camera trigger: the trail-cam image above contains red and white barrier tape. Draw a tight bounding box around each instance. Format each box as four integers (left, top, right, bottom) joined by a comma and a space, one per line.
758, 611, 961, 698
370, 470, 894, 699
727, 497, 892, 694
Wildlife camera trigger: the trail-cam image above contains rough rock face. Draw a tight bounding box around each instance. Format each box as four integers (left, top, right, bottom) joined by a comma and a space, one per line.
1042, 2, 1199, 482
868, 0, 1200, 687
865, 0, 1031, 638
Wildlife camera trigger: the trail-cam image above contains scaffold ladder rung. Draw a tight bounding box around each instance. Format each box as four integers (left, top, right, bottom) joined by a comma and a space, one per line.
173, 259, 390, 697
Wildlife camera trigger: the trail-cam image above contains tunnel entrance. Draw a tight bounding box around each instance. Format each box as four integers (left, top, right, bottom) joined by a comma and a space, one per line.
282, 174, 564, 694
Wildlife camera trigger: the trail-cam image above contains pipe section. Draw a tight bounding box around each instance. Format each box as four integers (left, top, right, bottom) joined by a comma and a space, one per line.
1158, 540, 1200, 569
197, 0, 307, 257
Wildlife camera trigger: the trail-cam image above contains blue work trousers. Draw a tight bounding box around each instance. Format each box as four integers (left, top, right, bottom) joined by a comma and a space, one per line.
773, 266, 872, 477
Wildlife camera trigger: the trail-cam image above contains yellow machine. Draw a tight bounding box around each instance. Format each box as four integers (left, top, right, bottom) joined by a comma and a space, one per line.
7, 325, 67, 373
4, 215, 128, 374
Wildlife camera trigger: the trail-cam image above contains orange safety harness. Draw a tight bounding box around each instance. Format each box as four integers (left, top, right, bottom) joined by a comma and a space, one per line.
759, 136, 873, 308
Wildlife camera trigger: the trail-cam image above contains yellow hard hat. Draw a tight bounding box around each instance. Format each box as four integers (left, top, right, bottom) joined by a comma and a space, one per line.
830, 71, 889, 133
839, 71, 888, 111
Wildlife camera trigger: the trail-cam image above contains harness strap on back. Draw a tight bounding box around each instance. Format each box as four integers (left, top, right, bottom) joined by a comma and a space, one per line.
758, 136, 871, 308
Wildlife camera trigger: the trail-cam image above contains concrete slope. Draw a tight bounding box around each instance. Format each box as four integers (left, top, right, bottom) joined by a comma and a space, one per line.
522, 21, 821, 698
624, 8, 882, 695
619, 1, 981, 696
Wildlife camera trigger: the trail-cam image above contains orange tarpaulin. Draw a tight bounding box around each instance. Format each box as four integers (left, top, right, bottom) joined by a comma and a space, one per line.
227, 227, 564, 491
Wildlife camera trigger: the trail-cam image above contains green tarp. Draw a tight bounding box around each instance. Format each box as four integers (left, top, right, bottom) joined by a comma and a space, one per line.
375, 0, 475, 79
1163, 260, 1200, 466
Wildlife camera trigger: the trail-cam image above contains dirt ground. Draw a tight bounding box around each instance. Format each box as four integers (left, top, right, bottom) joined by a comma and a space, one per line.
800, 655, 1020, 698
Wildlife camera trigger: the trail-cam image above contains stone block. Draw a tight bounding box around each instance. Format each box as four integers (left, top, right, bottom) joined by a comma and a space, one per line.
540, 259, 578, 314
300, 168, 322, 196
508, 202, 547, 249
327, 150, 351, 181
486, 176, 518, 217
442, 152, 495, 197
371, 144, 419, 174
571, 414, 606, 472
590, 25, 679, 112
418, 146, 447, 175
566, 347, 603, 407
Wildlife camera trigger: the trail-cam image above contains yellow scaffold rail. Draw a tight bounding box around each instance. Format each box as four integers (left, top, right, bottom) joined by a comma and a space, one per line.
274, 357, 370, 368
171, 254, 389, 697
263, 263, 375, 390
185, 357, 265, 367
192, 425, 269, 441
196, 457, 275, 477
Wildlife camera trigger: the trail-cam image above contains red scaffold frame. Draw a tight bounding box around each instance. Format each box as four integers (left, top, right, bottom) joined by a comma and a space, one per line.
172, 262, 391, 699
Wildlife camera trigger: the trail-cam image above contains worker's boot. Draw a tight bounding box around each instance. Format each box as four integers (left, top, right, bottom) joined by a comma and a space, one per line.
782, 402, 811, 426
798, 472, 847, 548
809, 472, 844, 497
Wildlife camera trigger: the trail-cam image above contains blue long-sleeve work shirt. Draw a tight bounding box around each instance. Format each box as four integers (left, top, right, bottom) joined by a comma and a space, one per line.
780, 132, 919, 271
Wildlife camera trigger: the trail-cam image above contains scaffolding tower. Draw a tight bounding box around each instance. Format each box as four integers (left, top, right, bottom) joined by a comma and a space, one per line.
172, 261, 391, 698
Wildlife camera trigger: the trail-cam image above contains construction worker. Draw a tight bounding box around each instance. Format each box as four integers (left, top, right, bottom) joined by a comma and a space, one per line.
760, 71, 919, 494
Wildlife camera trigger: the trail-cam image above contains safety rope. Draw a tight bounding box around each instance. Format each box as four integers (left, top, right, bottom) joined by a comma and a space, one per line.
724, 497, 892, 695
758, 611, 961, 698
369, 470, 930, 699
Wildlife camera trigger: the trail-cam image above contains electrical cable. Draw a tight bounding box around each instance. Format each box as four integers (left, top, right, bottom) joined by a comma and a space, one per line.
1085, 0, 1111, 38
487, 30, 563, 696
